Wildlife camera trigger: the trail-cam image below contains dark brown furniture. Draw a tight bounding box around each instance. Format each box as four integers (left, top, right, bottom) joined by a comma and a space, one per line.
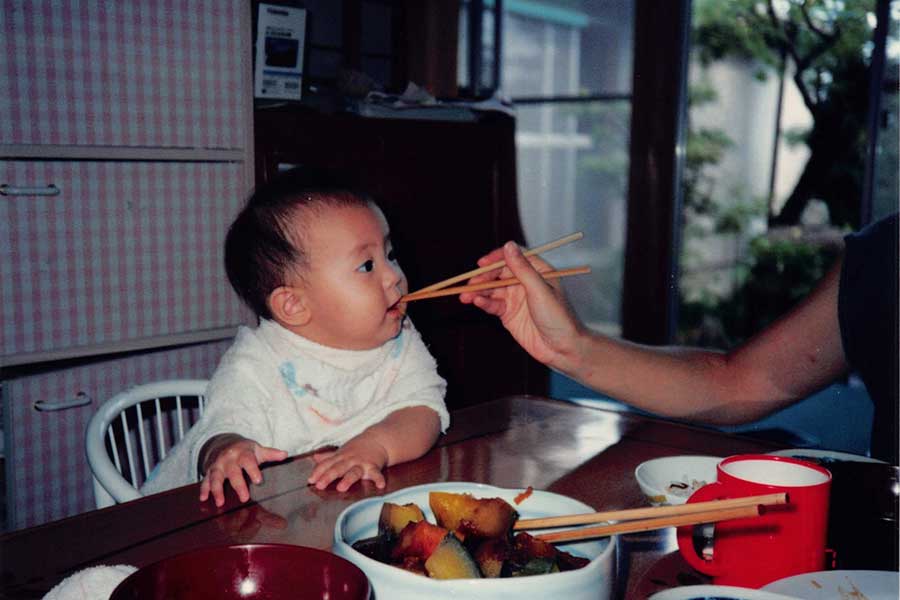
0, 396, 787, 599
253, 108, 546, 410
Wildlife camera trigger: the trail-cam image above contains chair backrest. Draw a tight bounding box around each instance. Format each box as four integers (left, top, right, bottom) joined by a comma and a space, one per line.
85, 379, 209, 508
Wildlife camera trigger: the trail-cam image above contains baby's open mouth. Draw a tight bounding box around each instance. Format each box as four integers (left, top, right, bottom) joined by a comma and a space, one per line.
388, 298, 405, 315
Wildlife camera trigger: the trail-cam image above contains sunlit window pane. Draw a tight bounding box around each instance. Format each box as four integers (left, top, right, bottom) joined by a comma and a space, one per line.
502, 0, 634, 332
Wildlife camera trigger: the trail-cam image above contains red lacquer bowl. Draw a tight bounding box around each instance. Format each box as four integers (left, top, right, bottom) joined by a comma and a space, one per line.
110, 543, 370, 599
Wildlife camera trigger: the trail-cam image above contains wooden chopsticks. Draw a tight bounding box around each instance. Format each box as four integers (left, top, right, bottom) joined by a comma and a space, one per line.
516, 492, 787, 544
515, 492, 787, 530
403, 267, 591, 302
401, 231, 587, 302
535, 504, 763, 543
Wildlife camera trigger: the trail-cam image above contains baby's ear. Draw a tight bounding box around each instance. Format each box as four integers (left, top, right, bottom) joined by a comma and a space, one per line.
267, 285, 311, 327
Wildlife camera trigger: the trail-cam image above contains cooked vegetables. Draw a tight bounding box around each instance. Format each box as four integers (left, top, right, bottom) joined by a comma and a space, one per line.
429, 491, 518, 541
351, 490, 591, 579
424, 534, 482, 579
379, 502, 426, 537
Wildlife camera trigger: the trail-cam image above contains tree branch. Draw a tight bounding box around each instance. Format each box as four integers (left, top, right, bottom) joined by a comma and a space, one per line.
778, 1, 841, 114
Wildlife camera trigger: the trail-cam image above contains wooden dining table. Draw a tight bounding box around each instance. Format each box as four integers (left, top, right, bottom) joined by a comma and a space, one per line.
0, 395, 788, 599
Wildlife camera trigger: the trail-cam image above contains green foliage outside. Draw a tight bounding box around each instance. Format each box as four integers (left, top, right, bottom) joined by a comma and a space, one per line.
678, 0, 887, 348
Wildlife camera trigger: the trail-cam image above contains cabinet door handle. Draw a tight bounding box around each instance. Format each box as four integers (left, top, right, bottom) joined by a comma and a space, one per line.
34, 391, 92, 412
0, 183, 61, 196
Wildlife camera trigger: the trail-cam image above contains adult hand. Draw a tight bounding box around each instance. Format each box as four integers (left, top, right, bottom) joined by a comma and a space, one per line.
459, 241, 584, 371
307, 436, 389, 492
199, 436, 288, 507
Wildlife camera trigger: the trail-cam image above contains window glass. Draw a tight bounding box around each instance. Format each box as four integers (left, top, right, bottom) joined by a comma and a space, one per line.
678, 0, 886, 348
872, 2, 900, 221
501, 1, 635, 332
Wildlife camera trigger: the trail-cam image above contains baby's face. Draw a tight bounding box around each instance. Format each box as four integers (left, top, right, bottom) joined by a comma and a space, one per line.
291, 203, 408, 350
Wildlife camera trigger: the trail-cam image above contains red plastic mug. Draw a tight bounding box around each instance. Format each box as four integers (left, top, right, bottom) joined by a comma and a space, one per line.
676, 454, 831, 588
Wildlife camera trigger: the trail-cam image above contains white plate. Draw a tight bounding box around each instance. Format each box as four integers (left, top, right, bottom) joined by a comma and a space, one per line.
762, 570, 899, 599
647, 584, 799, 600
634, 456, 721, 506
767, 448, 886, 464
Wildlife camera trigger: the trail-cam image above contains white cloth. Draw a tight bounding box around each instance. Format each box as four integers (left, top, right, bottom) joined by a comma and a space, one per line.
43, 565, 137, 600
142, 317, 448, 494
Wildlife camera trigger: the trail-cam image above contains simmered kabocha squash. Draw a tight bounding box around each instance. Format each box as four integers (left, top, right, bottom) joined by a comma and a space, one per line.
429, 491, 519, 540
424, 533, 483, 579
351, 502, 429, 564
378, 502, 426, 537
354, 491, 592, 579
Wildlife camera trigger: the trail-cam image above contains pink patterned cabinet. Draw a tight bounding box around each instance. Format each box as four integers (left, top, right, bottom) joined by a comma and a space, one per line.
1, 161, 249, 358
1, 1, 247, 150
5, 341, 232, 530
1, 1, 253, 530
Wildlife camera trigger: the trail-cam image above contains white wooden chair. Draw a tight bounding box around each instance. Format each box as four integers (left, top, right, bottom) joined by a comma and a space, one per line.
85, 379, 209, 508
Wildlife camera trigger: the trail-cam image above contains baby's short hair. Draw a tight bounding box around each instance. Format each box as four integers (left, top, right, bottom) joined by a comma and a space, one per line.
224, 168, 371, 319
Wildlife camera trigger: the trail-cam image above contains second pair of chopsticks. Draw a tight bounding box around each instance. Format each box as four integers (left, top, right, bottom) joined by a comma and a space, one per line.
517, 492, 787, 543
402, 232, 589, 302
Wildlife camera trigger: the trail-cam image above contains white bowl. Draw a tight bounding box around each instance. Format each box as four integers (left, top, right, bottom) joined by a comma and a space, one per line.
333, 481, 616, 600
634, 456, 721, 506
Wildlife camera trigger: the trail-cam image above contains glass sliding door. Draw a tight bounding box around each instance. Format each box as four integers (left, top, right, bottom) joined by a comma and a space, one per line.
678, 0, 895, 349
459, 0, 636, 400
676, 0, 897, 453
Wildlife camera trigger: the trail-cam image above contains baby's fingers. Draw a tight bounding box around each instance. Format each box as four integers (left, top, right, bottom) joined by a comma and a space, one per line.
312, 448, 337, 463
335, 466, 363, 492
203, 468, 227, 507
255, 445, 288, 466
335, 464, 385, 492
225, 463, 252, 503
360, 464, 386, 489
239, 453, 265, 487
308, 454, 338, 487
199, 474, 212, 502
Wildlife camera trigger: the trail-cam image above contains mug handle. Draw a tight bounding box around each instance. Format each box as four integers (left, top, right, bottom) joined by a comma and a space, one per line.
676, 482, 726, 577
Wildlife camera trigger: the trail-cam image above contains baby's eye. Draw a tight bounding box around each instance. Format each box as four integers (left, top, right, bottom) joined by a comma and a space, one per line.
357, 259, 375, 273
387, 248, 398, 262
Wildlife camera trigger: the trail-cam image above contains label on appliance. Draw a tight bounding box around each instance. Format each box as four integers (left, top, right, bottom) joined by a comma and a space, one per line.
254, 3, 306, 100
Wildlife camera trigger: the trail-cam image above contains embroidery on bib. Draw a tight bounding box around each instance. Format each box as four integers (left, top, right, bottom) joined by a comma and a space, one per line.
279, 361, 344, 425
279, 362, 307, 397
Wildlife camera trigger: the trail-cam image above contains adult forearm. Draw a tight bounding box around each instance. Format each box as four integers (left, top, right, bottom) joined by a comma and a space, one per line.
559, 329, 780, 424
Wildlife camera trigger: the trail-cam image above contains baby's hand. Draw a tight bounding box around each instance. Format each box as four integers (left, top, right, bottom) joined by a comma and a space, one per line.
308, 437, 389, 492
199, 436, 288, 507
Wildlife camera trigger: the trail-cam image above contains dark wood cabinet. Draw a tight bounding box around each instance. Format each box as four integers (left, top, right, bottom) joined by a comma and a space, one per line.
254, 107, 548, 409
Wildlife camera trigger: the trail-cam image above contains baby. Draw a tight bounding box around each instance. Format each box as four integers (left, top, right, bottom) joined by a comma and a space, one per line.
141, 169, 448, 506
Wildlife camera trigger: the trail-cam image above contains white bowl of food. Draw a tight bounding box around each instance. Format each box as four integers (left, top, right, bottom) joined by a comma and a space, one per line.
332, 481, 616, 600
635, 456, 721, 506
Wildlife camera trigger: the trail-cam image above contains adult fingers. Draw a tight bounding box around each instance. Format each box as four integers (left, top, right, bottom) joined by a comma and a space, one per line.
476, 246, 507, 267
503, 242, 552, 287
467, 246, 512, 285
470, 294, 508, 315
